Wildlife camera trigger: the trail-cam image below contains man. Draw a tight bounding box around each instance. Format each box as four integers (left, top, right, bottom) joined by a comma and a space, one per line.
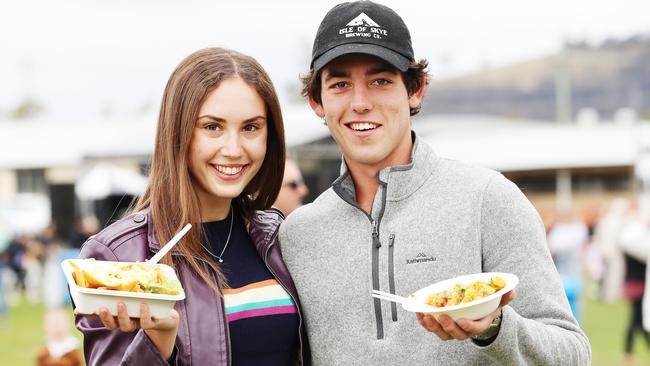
274, 158, 309, 216
279, 1, 591, 365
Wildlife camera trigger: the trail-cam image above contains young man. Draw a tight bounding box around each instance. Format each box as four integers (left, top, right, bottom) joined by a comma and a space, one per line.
280, 1, 591, 365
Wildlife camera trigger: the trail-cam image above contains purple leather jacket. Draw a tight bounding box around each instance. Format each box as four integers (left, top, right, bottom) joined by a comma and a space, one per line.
74, 208, 310, 366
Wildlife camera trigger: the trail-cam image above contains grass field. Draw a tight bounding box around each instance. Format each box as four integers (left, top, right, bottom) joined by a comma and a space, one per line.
1, 296, 649, 365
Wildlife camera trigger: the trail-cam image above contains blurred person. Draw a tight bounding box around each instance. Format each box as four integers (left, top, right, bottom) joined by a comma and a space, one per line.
73, 47, 308, 365
36, 308, 82, 366
618, 206, 650, 364
279, 1, 590, 364
273, 158, 309, 216
592, 198, 629, 302
546, 208, 589, 322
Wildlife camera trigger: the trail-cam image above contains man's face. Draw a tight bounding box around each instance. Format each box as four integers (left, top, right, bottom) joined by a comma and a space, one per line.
310, 54, 423, 171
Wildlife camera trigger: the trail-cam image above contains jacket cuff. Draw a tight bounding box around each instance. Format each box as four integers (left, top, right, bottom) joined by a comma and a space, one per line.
122, 330, 173, 365
470, 306, 519, 362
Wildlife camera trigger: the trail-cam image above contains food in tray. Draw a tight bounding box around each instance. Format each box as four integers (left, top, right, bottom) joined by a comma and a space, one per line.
70, 259, 183, 295
424, 276, 506, 307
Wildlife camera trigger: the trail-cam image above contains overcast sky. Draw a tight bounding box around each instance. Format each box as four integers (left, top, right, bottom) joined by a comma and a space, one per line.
1, 0, 649, 118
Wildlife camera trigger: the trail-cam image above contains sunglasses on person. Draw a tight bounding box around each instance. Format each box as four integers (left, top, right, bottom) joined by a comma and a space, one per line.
283, 178, 305, 190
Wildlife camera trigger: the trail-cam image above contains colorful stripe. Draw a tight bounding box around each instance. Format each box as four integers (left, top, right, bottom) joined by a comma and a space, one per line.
224, 279, 296, 322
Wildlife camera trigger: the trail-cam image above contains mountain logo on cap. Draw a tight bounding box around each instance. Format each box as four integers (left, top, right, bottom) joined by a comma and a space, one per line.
338, 12, 388, 40
346, 12, 379, 27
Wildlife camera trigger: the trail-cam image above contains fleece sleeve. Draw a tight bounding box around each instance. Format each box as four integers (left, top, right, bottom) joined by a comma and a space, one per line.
474, 173, 591, 365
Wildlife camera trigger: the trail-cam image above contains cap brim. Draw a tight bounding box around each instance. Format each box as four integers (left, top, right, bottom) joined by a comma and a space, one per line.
312, 43, 411, 72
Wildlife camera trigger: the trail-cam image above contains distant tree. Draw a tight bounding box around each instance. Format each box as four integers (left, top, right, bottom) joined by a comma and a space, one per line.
11, 97, 44, 119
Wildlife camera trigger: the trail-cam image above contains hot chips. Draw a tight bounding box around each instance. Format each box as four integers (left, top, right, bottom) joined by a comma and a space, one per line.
70, 259, 182, 295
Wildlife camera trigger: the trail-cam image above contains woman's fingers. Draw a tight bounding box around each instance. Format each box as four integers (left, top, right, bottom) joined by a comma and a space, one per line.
98, 307, 118, 330
116, 302, 139, 332
139, 303, 155, 329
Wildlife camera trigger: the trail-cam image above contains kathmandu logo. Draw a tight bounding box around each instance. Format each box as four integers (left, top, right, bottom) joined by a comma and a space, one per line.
406, 252, 436, 265
346, 12, 380, 27
338, 12, 388, 39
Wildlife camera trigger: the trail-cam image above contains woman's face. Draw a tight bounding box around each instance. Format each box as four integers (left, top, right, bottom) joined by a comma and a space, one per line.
189, 77, 267, 218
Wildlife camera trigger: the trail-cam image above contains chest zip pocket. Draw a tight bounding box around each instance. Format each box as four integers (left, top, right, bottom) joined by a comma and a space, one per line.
388, 234, 397, 321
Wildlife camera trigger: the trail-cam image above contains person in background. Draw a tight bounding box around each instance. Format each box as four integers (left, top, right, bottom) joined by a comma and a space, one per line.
36, 308, 82, 366
618, 204, 650, 364
279, 1, 591, 364
546, 208, 589, 322
273, 158, 309, 217
592, 198, 629, 302
73, 47, 308, 366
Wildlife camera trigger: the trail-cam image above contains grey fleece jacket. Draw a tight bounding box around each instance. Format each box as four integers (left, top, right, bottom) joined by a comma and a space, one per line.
279, 133, 591, 365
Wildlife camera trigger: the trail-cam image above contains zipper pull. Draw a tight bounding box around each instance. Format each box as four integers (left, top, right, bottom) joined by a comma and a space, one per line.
372, 220, 379, 237
389, 234, 395, 247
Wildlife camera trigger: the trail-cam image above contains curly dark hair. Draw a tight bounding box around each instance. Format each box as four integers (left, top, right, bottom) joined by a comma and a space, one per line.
300, 58, 430, 116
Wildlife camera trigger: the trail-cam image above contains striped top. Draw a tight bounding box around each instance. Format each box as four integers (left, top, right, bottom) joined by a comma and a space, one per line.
224, 279, 297, 322
204, 212, 298, 366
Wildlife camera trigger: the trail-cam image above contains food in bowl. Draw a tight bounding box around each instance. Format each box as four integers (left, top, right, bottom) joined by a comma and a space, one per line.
424, 276, 506, 307
402, 272, 518, 320
70, 258, 182, 295
62, 259, 186, 318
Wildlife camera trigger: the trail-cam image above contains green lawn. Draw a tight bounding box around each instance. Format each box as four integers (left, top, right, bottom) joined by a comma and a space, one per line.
0, 296, 649, 365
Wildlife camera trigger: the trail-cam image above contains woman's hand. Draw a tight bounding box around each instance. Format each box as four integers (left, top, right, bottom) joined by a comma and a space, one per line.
93, 302, 179, 360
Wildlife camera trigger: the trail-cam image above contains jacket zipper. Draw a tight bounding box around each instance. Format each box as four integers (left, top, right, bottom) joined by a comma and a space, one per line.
263, 232, 305, 365
388, 234, 397, 321
332, 177, 388, 340
371, 219, 384, 339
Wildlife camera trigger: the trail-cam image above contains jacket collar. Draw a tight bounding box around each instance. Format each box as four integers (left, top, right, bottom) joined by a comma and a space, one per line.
333, 131, 437, 202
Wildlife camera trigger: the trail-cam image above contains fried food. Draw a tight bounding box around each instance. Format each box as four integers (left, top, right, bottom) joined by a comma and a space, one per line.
70, 259, 182, 295
424, 276, 506, 308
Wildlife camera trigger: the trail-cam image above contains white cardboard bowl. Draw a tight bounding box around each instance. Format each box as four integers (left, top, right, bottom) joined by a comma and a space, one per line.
402, 272, 518, 320
62, 258, 185, 318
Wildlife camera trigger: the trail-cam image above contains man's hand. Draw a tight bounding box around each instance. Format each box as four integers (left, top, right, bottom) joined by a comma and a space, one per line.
416, 289, 514, 341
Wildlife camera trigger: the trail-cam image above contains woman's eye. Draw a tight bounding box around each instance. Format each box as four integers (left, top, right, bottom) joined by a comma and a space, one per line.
243, 124, 259, 132
205, 123, 221, 131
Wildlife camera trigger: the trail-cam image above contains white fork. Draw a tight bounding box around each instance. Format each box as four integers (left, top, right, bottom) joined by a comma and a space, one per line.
371, 289, 410, 304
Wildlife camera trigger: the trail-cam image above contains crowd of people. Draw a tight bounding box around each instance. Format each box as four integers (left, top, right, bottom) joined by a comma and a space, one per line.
543, 197, 650, 364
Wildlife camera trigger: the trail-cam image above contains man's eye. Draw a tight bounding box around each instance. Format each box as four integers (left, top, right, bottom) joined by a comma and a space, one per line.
372, 79, 391, 86
330, 81, 349, 89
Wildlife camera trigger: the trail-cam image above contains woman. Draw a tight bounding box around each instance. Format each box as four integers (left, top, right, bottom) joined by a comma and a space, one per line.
75, 48, 309, 366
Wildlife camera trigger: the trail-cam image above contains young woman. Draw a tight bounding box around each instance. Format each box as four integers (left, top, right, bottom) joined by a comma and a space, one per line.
74, 48, 309, 366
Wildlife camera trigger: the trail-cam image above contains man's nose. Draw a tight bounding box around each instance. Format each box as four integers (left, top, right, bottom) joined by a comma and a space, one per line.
351, 86, 372, 114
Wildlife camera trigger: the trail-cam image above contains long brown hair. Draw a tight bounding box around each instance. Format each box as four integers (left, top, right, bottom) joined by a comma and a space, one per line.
133, 47, 286, 289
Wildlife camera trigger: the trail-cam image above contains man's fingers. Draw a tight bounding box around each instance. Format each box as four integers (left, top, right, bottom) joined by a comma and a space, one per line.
419, 313, 452, 341
438, 314, 469, 340
500, 289, 515, 307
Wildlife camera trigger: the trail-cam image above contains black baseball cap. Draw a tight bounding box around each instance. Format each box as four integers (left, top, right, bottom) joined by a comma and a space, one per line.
310, 1, 414, 72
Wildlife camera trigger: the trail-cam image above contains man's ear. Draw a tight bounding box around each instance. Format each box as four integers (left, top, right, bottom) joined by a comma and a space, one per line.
308, 94, 325, 118
408, 75, 427, 110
